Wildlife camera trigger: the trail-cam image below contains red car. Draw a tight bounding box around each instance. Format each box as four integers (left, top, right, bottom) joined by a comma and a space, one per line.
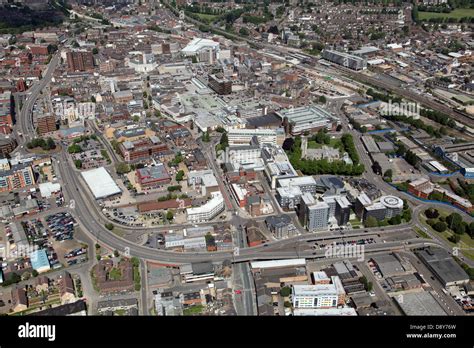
234, 290, 242, 295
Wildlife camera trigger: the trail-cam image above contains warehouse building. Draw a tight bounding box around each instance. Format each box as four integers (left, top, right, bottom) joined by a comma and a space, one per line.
81, 167, 122, 199
416, 248, 470, 288
275, 106, 339, 135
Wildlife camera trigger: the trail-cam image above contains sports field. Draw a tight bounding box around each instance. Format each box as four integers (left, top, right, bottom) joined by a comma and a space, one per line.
419, 8, 474, 20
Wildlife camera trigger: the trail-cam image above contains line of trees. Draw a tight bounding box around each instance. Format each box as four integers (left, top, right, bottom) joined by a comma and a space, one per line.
287, 136, 364, 176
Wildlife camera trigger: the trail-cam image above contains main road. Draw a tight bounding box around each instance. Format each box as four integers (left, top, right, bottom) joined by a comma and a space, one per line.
14, 52, 61, 149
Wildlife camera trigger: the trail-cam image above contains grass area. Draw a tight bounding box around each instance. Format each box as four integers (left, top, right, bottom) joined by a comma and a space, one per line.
419, 8, 474, 20
114, 309, 126, 316
194, 13, 219, 23
418, 210, 474, 261
349, 216, 362, 227
111, 227, 125, 237
132, 260, 141, 291
307, 138, 343, 150
439, 230, 474, 261
108, 267, 122, 281
414, 227, 431, 239
183, 305, 204, 316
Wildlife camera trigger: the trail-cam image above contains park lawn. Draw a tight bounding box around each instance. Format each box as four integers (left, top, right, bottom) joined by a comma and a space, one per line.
307, 138, 343, 150
439, 230, 474, 261
419, 8, 474, 20
419, 210, 474, 261
307, 140, 322, 149
194, 13, 219, 23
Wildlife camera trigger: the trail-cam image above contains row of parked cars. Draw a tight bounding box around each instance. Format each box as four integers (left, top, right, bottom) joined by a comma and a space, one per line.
46, 212, 77, 241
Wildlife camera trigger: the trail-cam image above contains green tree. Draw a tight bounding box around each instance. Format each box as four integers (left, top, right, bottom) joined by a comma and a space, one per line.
239, 27, 249, 36
364, 216, 378, 228
105, 223, 114, 230
74, 159, 82, 169
116, 162, 131, 174
166, 211, 174, 221
433, 221, 447, 232
280, 286, 291, 297
383, 169, 393, 179
176, 170, 185, 182
68, 144, 82, 154
448, 234, 461, 243
202, 131, 210, 142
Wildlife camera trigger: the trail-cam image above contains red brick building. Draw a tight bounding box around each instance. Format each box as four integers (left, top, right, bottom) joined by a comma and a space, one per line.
119, 137, 169, 163
66, 51, 94, 72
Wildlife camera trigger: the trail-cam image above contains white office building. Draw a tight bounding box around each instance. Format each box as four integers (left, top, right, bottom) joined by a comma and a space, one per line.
380, 195, 403, 218
227, 128, 284, 146
292, 284, 339, 309
187, 192, 225, 223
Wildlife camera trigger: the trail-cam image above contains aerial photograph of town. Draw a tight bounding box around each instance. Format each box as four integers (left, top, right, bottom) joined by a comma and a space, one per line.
0, 0, 472, 345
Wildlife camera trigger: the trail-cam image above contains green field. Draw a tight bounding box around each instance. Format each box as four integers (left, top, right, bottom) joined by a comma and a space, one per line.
419, 8, 474, 20
194, 13, 219, 23
419, 209, 474, 261
307, 138, 343, 150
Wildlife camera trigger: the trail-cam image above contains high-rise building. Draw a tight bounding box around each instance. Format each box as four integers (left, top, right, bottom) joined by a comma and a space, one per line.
335, 196, 351, 226
66, 51, 94, 72
355, 193, 371, 219
379, 195, 403, 219
364, 203, 386, 222
208, 74, 232, 95
299, 193, 329, 231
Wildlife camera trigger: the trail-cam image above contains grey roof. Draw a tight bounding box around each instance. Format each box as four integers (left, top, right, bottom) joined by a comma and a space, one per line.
394, 292, 446, 316
265, 215, 291, 228
97, 298, 138, 310
372, 254, 405, 277
416, 248, 469, 286
191, 262, 214, 275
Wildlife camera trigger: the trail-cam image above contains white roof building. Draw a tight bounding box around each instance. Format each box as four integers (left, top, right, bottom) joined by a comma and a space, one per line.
186, 192, 225, 223
181, 38, 220, 56
81, 167, 121, 199
39, 182, 61, 198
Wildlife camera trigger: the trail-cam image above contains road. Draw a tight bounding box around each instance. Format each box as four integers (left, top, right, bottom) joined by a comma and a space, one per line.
14, 53, 61, 149
232, 225, 256, 315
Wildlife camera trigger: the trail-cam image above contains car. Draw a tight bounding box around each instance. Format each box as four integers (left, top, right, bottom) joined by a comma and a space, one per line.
234, 290, 242, 295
